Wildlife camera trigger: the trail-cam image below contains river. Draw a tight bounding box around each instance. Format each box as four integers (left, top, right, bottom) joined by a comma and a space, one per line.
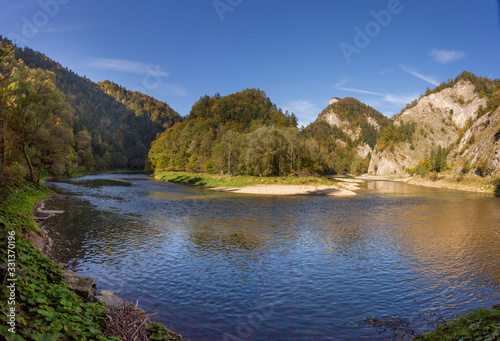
41, 173, 500, 340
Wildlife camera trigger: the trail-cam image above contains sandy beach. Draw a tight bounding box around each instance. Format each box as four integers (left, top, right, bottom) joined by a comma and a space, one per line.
213, 184, 358, 196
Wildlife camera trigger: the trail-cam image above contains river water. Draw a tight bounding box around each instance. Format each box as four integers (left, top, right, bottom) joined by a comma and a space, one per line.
42, 174, 500, 340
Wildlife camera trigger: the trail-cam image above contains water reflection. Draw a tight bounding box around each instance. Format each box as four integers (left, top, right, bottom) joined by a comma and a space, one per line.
42, 175, 500, 340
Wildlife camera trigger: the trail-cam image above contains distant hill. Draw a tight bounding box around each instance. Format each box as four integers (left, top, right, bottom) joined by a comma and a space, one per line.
148, 89, 329, 176
304, 97, 390, 174
98, 80, 180, 129
2, 37, 181, 172
368, 72, 500, 176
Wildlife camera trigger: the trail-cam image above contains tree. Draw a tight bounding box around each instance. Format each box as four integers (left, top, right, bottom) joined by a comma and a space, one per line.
430, 145, 447, 173
283, 127, 300, 172
0, 42, 14, 172
419, 156, 432, 173
6, 65, 73, 183
212, 130, 240, 175
244, 126, 287, 177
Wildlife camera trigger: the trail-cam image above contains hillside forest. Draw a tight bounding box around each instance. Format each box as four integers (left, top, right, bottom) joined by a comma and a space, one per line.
1, 37, 500, 186
0, 38, 181, 184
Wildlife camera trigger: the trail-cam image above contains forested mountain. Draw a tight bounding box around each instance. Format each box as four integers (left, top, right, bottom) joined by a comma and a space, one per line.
304, 97, 390, 174
148, 89, 329, 176
98, 80, 180, 130
2, 34, 498, 183
369, 72, 500, 176
0, 37, 181, 183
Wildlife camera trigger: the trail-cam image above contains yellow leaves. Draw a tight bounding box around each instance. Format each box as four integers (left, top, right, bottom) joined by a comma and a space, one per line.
7, 81, 20, 91
419, 155, 432, 171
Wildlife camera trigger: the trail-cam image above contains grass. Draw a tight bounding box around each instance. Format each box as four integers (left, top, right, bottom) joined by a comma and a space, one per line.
364, 307, 500, 340
419, 307, 500, 340
0, 181, 51, 234
155, 171, 338, 188
0, 178, 187, 340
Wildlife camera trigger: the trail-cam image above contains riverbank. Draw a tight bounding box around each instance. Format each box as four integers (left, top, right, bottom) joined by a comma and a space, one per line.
155, 171, 359, 196
408, 174, 500, 194
360, 173, 500, 194
0, 179, 187, 340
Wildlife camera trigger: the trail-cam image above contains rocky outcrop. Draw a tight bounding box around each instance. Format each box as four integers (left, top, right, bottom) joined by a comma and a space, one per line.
356, 143, 372, 159
448, 106, 500, 176
63, 271, 147, 320
329, 97, 339, 105
95, 290, 146, 320
368, 80, 490, 175
398, 80, 485, 130
63, 270, 97, 299
323, 109, 363, 140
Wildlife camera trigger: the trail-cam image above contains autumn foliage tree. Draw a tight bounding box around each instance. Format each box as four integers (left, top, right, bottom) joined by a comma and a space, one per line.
148, 89, 326, 176
5, 65, 73, 183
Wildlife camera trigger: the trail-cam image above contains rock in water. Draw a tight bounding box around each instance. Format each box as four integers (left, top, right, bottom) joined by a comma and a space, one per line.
63, 270, 96, 299
95, 290, 146, 320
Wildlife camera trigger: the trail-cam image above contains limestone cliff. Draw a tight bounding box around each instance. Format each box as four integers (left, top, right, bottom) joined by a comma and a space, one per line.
448, 106, 500, 175
368, 73, 500, 176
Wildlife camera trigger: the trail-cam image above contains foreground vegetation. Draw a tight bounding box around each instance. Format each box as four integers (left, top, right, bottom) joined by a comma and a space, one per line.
421, 307, 500, 341
365, 306, 500, 340
0, 179, 186, 340
155, 171, 339, 188
0, 181, 112, 340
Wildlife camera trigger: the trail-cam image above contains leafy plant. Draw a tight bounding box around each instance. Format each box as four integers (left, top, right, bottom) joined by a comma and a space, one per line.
0, 181, 114, 340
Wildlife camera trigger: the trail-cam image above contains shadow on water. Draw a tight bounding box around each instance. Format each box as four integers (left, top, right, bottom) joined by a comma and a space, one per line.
168, 175, 207, 187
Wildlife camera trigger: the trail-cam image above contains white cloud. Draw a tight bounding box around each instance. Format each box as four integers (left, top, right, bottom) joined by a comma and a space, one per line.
334, 76, 351, 87
383, 93, 419, 106
334, 82, 417, 107
400, 65, 439, 86
429, 49, 465, 64
335, 86, 384, 96
377, 68, 394, 76
282, 100, 321, 126
88, 58, 169, 77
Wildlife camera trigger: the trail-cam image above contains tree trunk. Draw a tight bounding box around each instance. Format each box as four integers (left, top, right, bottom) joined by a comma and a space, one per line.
36, 165, 44, 185
0, 119, 5, 170
22, 143, 36, 183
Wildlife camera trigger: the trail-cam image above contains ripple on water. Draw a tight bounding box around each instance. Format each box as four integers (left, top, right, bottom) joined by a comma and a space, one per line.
42, 175, 500, 340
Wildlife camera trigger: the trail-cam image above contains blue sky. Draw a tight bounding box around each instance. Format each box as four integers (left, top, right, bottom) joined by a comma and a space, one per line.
1, 0, 499, 126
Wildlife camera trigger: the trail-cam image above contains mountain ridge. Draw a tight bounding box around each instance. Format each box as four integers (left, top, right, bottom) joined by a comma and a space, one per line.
367, 72, 500, 176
